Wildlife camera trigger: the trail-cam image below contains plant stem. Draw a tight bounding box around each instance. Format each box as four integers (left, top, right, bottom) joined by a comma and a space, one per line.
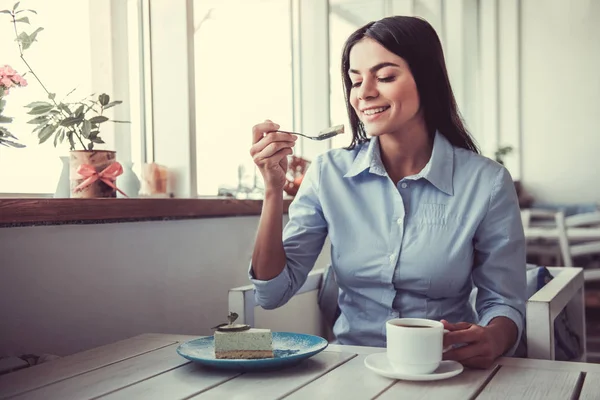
11, 14, 86, 151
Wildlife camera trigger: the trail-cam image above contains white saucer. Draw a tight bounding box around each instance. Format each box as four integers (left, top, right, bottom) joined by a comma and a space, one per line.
364, 353, 463, 381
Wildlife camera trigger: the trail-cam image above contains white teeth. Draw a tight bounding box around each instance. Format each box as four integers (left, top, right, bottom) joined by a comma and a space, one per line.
363, 107, 388, 116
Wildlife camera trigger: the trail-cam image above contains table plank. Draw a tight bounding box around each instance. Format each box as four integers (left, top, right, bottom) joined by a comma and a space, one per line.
99, 363, 241, 400
476, 366, 581, 400
284, 354, 393, 399
0, 336, 176, 399
498, 357, 600, 373
190, 351, 356, 399
10, 344, 188, 400
377, 366, 498, 400
579, 372, 600, 400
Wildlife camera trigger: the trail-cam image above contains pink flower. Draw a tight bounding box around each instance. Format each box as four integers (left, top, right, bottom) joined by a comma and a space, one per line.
0, 77, 14, 89
12, 75, 27, 87
0, 65, 27, 90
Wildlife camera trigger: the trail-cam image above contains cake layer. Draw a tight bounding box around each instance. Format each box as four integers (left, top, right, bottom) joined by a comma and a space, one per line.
215, 350, 274, 359
214, 328, 272, 352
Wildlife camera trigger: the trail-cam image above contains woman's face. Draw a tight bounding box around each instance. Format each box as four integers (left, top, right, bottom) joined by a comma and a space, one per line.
348, 38, 423, 137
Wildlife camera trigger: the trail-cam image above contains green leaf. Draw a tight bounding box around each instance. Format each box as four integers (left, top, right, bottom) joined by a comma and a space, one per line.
74, 104, 84, 117
67, 131, 75, 150
58, 129, 65, 143
82, 120, 91, 138
53, 128, 59, 147
48, 93, 56, 100
27, 115, 47, 124
58, 103, 72, 115
0, 139, 26, 148
91, 137, 105, 144
25, 101, 52, 108
89, 116, 109, 124
15, 16, 29, 23
0, 126, 12, 136
27, 104, 54, 115
25, 9, 36, 14
59, 115, 84, 127
87, 142, 94, 151
103, 100, 123, 110
98, 93, 110, 106
18, 27, 44, 51
0, 10, 13, 15
111, 120, 130, 123
13, 2, 20, 12
38, 124, 58, 144
0, 115, 13, 123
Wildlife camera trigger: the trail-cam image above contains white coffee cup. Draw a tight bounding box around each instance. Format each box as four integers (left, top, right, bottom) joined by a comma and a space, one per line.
386, 318, 447, 374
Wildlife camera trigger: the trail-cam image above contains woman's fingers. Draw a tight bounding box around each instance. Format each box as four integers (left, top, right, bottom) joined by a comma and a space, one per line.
443, 325, 481, 347
253, 141, 295, 163
443, 342, 487, 361
252, 120, 280, 144
250, 133, 297, 157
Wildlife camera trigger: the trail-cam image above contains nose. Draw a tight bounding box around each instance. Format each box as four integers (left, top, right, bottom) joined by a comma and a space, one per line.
357, 77, 378, 100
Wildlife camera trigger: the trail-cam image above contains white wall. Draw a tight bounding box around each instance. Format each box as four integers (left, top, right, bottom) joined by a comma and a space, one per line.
520, 0, 600, 203
0, 217, 331, 357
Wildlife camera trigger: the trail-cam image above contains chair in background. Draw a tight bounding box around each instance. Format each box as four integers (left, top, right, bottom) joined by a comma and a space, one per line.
560, 211, 600, 281
229, 266, 586, 361
521, 209, 570, 266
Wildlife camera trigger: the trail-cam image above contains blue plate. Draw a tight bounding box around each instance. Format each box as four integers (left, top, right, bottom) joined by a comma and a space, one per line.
176, 332, 328, 371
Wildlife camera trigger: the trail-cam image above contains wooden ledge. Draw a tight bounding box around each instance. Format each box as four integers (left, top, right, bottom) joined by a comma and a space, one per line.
0, 198, 292, 227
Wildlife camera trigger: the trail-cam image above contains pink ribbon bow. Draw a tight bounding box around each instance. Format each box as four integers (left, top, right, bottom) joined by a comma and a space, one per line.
74, 162, 128, 197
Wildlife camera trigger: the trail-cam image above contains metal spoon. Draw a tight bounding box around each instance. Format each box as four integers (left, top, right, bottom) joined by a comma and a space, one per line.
276, 124, 345, 141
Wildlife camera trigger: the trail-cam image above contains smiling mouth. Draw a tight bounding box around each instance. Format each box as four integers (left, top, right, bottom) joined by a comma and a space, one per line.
362, 106, 390, 116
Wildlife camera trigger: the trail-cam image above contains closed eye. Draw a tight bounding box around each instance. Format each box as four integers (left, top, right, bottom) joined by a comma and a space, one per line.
351, 81, 362, 88
378, 76, 396, 83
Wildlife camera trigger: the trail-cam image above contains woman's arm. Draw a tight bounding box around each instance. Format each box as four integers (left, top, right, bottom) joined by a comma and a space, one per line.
443, 166, 526, 368
471, 166, 526, 355
250, 155, 329, 309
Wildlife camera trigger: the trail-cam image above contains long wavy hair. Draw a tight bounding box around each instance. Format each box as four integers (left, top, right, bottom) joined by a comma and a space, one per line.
341, 16, 479, 153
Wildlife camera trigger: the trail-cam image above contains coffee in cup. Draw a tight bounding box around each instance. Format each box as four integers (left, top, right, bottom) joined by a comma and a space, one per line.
385, 318, 446, 374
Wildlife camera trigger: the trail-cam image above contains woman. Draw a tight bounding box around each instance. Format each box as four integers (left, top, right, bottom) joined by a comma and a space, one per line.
248, 16, 526, 369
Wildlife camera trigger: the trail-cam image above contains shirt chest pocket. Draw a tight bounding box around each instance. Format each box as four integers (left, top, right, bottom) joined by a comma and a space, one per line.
406, 203, 472, 295
413, 203, 447, 225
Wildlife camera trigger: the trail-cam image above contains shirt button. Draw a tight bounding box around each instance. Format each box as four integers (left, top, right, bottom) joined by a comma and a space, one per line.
401, 182, 408, 189
396, 218, 403, 225
389, 254, 395, 263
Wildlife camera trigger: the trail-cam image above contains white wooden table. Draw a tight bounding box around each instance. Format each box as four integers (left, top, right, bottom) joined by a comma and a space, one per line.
1, 333, 600, 400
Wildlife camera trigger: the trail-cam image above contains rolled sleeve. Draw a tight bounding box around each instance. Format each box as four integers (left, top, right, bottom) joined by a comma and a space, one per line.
248, 156, 328, 310
473, 167, 527, 357
248, 263, 293, 310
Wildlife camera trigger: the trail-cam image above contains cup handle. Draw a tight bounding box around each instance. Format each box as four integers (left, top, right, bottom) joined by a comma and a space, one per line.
443, 329, 452, 353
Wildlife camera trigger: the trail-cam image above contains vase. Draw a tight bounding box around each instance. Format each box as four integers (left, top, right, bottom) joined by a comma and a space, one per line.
69, 150, 117, 198
117, 161, 140, 198
54, 156, 71, 198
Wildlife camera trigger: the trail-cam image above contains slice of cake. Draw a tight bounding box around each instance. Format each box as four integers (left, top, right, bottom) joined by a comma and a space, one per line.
214, 328, 274, 359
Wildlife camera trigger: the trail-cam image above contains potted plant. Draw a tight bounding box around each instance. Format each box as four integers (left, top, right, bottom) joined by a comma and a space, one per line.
2, 1, 129, 198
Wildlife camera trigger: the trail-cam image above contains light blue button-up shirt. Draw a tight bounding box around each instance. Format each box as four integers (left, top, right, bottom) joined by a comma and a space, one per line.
250, 132, 526, 355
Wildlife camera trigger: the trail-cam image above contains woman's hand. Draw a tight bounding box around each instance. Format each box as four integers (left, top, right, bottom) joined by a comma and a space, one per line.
250, 120, 297, 192
441, 317, 518, 369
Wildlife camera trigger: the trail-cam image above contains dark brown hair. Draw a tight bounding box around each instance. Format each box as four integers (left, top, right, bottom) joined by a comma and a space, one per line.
341, 16, 479, 153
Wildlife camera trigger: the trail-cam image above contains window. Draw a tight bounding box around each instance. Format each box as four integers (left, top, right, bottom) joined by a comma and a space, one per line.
0, 0, 95, 194
0, 0, 143, 195
193, 0, 294, 196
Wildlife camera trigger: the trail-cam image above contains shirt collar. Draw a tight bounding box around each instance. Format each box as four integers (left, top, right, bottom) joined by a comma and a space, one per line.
343, 131, 455, 195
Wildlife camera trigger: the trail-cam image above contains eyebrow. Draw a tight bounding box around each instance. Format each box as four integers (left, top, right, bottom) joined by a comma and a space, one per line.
349, 62, 400, 75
